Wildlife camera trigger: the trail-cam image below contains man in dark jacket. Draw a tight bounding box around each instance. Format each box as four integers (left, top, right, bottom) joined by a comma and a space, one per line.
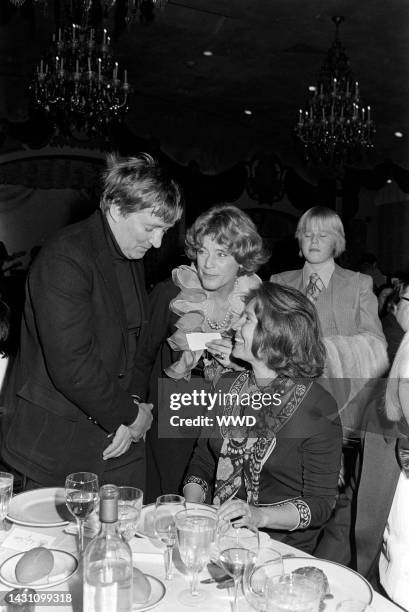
1, 153, 182, 489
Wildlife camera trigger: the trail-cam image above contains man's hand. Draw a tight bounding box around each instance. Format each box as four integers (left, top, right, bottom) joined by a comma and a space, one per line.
128, 402, 154, 442
103, 424, 133, 460
102, 402, 153, 460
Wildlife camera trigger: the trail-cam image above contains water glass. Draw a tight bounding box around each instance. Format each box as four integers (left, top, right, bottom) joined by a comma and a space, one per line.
0, 472, 13, 530
117, 486, 143, 541
65, 472, 99, 554
266, 573, 321, 612
175, 508, 217, 605
243, 547, 283, 611
154, 494, 186, 580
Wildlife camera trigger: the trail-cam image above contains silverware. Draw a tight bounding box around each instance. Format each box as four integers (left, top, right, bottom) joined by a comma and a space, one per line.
216, 579, 234, 590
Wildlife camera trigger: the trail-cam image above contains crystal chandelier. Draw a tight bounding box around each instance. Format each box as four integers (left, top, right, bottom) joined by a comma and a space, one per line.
294, 16, 375, 167
28, 23, 131, 139
9, 0, 167, 24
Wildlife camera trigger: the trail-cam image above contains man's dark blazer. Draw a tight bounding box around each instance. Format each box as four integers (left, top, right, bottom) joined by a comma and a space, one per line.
2, 210, 150, 485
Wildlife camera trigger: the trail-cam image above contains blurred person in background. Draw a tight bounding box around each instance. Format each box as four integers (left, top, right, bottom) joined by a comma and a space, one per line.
355, 277, 409, 606
380, 276, 409, 365
0, 295, 10, 397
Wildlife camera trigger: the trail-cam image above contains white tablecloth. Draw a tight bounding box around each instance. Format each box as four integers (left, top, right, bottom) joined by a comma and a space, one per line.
0, 521, 402, 612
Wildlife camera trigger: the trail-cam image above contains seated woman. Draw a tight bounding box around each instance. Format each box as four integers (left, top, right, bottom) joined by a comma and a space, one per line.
145, 205, 269, 501
183, 282, 342, 553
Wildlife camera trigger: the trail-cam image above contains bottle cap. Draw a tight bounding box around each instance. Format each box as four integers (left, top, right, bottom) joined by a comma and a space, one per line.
99, 484, 119, 523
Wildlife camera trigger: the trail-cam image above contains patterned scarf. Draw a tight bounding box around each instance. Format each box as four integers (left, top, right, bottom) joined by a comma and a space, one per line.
213, 371, 312, 506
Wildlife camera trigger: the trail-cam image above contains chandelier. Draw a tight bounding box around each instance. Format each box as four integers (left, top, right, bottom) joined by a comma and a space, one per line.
9, 0, 168, 25
28, 23, 131, 140
294, 16, 375, 167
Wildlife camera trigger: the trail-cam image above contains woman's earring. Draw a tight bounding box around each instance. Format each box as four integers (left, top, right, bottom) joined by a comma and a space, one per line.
298, 249, 303, 258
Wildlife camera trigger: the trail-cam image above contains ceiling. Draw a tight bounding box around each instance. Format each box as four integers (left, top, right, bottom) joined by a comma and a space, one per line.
1, 0, 409, 173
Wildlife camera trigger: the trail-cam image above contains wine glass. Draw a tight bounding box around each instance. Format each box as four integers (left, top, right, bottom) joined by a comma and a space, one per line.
154, 494, 186, 580
243, 547, 283, 611
65, 472, 99, 554
175, 508, 218, 605
117, 486, 143, 541
217, 521, 260, 558
266, 573, 321, 612
0, 472, 13, 531
217, 523, 260, 612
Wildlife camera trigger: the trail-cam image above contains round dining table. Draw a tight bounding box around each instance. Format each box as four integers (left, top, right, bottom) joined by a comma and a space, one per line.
0, 501, 402, 612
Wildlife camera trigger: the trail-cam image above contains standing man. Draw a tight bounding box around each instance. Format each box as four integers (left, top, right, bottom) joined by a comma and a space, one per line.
1, 153, 182, 489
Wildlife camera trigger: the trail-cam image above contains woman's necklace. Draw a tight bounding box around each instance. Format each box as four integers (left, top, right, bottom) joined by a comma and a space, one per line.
204, 278, 238, 330
205, 308, 233, 330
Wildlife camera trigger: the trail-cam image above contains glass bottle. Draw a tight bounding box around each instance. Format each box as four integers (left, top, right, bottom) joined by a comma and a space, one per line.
83, 484, 133, 612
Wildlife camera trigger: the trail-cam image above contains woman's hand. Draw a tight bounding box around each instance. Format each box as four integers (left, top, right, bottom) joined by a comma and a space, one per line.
206, 338, 243, 371
217, 499, 264, 528
217, 498, 300, 531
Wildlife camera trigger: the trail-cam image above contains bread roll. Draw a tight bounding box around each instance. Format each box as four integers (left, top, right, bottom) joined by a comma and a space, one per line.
133, 567, 151, 603
15, 547, 54, 584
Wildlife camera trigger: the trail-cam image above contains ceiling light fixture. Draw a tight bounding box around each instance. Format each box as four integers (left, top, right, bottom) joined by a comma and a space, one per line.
29, 22, 131, 140
9, 0, 168, 25
394, 131, 403, 138
294, 16, 375, 168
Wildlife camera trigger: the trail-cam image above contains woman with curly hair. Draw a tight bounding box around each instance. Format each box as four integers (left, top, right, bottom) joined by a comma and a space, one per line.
145, 204, 269, 500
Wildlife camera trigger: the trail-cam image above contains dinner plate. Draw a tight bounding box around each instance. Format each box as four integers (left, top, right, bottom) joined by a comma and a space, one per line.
283, 557, 373, 610
7, 488, 71, 527
137, 502, 216, 539
0, 549, 78, 589
133, 574, 166, 611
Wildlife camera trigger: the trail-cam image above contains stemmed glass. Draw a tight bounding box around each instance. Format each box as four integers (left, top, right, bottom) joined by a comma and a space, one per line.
117, 486, 143, 541
0, 472, 13, 531
217, 523, 260, 612
154, 494, 186, 580
243, 547, 283, 611
175, 508, 218, 605
65, 472, 99, 554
